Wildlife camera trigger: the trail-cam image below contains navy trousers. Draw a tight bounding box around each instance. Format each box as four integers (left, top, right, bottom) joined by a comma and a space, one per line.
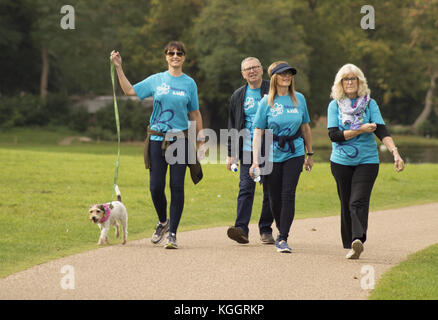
149, 139, 188, 234
235, 160, 274, 237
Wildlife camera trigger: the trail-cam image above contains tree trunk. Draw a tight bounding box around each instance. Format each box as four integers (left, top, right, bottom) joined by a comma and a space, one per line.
40, 47, 49, 99
412, 70, 438, 131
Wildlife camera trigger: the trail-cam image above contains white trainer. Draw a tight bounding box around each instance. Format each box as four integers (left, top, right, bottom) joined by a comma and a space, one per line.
346, 239, 364, 259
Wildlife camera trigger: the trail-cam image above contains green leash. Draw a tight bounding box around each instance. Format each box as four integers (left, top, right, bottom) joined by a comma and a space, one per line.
110, 56, 121, 200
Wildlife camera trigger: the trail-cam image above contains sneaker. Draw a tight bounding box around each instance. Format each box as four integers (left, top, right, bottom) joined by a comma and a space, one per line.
227, 226, 249, 244
165, 233, 178, 249
260, 233, 275, 244
151, 219, 169, 244
275, 235, 281, 247
346, 239, 364, 259
276, 240, 292, 253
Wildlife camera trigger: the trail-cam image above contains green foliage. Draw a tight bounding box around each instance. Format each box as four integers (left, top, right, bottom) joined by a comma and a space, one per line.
0, 0, 40, 94
2, 0, 437, 129
418, 110, 438, 137
88, 100, 151, 141
192, 0, 309, 129
0, 94, 89, 131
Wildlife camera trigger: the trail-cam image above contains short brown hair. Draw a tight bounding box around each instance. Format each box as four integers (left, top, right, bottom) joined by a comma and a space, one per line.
164, 41, 186, 55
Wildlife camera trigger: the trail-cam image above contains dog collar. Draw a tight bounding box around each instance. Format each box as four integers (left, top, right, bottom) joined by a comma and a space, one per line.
100, 204, 111, 223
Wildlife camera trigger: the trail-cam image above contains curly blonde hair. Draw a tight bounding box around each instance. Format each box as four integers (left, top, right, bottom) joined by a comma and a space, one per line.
330, 63, 371, 100
267, 61, 298, 107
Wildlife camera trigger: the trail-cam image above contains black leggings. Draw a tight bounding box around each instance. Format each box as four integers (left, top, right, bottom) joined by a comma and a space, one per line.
330, 161, 379, 249
149, 140, 188, 234
265, 156, 304, 242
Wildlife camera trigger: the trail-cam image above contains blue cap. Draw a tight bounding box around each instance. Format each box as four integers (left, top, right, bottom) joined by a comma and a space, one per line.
270, 63, 297, 77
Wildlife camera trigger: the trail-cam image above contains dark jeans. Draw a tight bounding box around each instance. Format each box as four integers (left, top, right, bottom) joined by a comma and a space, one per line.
265, 156, 304, 242
149, 139, 188, 234
235, 160, 274, 237
330, 161, 379, 249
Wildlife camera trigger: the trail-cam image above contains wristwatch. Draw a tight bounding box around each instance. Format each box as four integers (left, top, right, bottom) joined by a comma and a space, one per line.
306, 152, 314, 156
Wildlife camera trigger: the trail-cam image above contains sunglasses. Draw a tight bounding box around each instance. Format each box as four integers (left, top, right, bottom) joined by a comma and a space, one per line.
278, 70, 293, 77
166, 51, 184, 57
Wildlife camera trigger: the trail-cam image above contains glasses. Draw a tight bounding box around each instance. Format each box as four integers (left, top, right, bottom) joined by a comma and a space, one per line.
242, 65, 261, 72
342, 77, 358, 82
166, 51, 184, 57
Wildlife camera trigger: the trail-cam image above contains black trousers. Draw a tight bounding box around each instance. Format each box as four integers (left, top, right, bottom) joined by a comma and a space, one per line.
149, 140, 188, 234
330, 161, 379, 249
265, 156, 304, 242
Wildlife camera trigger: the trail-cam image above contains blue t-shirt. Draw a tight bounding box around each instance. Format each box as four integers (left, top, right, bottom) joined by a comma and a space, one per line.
327, 98, 385, 165
243, 86, 262, 152
133, 71, 199, 141
253, 92, 310, 163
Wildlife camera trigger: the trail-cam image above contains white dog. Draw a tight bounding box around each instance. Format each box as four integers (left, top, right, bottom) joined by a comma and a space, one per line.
89, 185, 128, 245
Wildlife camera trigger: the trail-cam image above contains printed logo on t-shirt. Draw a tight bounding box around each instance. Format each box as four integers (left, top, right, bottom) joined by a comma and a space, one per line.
272, 103, 284, 117
244, 97, 256, 111
157, 83, 170, 96
172, 90, 185, 96
284, 105, 299, 114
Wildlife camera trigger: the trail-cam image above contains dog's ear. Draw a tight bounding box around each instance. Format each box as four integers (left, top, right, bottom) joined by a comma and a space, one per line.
98, 205, 105, 212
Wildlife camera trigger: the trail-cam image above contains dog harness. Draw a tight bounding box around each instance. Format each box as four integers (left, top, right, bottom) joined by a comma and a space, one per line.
100, 204, 111, 223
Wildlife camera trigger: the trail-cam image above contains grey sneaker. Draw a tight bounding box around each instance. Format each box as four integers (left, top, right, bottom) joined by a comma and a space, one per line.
151, 219, 169, 244
165, 232, 178, 249
346, 239, 364, 259
260, 233, 275, 244
227, 226, 249, 244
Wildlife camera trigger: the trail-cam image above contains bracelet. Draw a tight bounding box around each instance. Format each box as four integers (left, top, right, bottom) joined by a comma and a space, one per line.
306, 152, 314, 156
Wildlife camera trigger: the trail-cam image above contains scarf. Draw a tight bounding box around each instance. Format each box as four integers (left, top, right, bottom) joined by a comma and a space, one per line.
337, 94, 370, 130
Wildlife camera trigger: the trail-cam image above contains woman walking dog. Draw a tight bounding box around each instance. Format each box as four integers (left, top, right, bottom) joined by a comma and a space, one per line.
110, 41, 205, 249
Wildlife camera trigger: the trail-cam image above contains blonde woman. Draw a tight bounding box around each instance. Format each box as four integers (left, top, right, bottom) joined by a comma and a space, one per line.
250, 61, 313, 253
327, 63, 404, 259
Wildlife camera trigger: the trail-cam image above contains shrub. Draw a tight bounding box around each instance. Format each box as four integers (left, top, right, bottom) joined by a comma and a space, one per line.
91, 100, 150, 141
418, 111, 438, 138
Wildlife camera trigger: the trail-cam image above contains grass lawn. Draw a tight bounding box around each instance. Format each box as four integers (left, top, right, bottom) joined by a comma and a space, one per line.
369, 244, 438, 300
1, 127, 437, 300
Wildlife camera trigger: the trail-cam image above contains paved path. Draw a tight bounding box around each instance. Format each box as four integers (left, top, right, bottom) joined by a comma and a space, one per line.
1, 203, 437, 300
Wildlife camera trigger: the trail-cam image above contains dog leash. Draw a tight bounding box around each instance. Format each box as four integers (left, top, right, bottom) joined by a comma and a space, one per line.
109, 55, 121, 202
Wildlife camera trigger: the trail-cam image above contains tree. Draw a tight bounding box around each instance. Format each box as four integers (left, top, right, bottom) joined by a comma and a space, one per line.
192, 0, 309, 129
118, 0, 203, 82
0, 0, 40, 95
408, 0, 438, 131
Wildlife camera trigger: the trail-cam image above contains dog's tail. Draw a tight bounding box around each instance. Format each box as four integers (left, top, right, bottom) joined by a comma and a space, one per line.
115, 184, 122, 202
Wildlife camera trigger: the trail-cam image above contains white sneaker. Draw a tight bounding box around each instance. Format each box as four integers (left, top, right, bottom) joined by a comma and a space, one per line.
346, 239, 364, 259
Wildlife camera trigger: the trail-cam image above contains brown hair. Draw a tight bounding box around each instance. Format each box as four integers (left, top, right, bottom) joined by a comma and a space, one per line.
164, 41, 186, 55
267, 61, 298, 107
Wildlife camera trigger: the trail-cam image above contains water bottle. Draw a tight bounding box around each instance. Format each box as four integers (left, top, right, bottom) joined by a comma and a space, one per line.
231, 163, 238, 172
252, 167, 261, 183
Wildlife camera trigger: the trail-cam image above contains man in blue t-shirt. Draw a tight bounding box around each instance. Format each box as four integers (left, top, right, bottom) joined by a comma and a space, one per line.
226, 57, 274, 245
